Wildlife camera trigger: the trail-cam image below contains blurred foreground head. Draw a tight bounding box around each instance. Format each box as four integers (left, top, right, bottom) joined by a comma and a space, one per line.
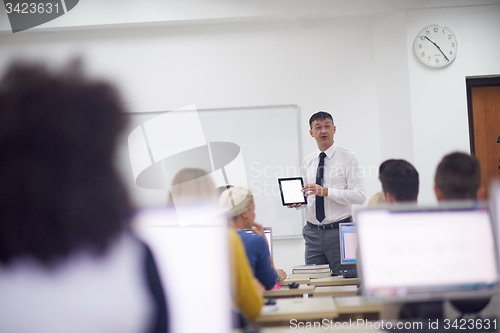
167, 168, 218, 207
0, 60, 131, 266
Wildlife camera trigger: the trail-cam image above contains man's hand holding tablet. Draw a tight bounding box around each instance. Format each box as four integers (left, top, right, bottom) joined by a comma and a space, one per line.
302, 183, 328, 197
278, 177, 308, 208
287, 203, 302, 208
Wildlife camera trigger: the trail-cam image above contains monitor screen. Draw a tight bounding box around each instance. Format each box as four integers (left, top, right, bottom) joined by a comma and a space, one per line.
133, 206, 232, 333
356, 204, 499, 302
339, 223, 357, 265
244, 227, 273, 257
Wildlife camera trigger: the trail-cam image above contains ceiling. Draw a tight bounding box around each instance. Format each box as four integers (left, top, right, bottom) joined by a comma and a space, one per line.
1, 0, 499, 33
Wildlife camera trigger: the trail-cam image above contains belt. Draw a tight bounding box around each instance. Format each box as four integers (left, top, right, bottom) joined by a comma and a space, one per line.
307, 216, 352, 230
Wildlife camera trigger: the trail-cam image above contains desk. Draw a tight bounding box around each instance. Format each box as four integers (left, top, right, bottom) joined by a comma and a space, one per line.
313, 285, 357, 297
281, 277, 310, 285
334, 296, 382, 320
309, 276, 358, 286
264, 285, 315, 298
287, 273, 332, 279
254, 296, 338, 325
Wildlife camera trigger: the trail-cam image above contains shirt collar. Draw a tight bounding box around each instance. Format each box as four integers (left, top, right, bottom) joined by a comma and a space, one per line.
318, 143, 336, 159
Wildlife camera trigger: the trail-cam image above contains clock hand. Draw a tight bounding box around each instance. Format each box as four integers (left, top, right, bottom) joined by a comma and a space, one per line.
424, 36, 450, 62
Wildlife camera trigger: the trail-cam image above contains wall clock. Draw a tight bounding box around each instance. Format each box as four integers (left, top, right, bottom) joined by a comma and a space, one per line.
414, 24, 458, 67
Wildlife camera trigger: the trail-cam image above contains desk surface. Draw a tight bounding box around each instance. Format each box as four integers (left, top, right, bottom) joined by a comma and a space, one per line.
334, 296, 382, 314
313, 285, 358, 297
309, 276, 358, 286
264, 285, 315, 298
254, 296, 338, 323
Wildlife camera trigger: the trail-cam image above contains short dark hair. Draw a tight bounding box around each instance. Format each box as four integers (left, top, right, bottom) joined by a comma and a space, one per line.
434, 152, 481, 200
309, 111, 334, 129
379, 159, 419, 202
0, 60, 131, 266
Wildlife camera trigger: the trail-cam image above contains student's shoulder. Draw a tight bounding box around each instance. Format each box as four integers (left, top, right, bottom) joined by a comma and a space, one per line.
229, 229, 241, 243
238, 230, 266, 245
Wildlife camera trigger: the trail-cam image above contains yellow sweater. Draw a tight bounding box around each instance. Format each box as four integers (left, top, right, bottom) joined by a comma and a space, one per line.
229, 229, 264, 320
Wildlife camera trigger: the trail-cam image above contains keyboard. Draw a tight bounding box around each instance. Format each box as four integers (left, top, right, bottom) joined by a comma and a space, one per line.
341, 269, 357, 278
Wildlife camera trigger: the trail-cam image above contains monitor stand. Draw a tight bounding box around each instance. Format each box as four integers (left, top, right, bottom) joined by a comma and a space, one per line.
450, 298, 491, 319
399, 301, 444, 320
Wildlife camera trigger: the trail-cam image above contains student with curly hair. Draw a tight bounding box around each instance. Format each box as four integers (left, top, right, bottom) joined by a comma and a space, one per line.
0, 61, 168, 333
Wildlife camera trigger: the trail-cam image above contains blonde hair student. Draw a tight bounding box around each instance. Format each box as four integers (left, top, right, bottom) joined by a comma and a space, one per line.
220, 186, 254, 218
220, 187, 287, 289
367, 191, 386, 208
167, 168, 218, 207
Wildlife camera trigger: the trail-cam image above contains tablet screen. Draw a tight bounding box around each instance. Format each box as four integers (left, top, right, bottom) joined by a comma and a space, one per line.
278, 177, 307, 206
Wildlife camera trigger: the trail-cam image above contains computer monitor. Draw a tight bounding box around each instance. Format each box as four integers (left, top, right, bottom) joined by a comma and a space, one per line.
339, 223, 357, 265
133, 206, 232, 333
244, 227, 273, 257
356, 203, 499, 302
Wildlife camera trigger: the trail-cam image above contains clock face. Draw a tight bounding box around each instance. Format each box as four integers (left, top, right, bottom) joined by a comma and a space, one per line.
414, 24, 458, 67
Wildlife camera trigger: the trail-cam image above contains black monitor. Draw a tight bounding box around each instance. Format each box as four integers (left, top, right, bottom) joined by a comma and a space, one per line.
356, 203, 499, 302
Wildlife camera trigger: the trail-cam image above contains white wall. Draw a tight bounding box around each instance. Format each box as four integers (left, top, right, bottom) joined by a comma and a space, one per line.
369, 4, 500, 206
0, 17, 380, 273
372, 11, 414, 164
0, 3, 499, 273
406, 5, 500, 204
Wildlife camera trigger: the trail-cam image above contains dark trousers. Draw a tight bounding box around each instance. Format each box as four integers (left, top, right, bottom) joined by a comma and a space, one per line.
302, 216, 352, 275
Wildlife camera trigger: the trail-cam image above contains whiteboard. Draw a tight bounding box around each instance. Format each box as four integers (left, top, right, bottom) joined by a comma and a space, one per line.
116, 105, 304, 238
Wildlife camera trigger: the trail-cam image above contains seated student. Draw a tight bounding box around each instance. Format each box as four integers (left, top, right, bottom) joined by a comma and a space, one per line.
434, 152, 484, 201
0, 61, 168, 333
367, 191, 386, 208
220, 187, 287, 289
168, 168, 219, 208
378, 159, 419, 203
361, 160, 442, 320
434, 152, 490, 317
168, 170, 264, 322
228, 229, 265, 321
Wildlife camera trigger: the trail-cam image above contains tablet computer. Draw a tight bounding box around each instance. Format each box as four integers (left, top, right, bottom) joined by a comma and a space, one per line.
278, 177, 307, 206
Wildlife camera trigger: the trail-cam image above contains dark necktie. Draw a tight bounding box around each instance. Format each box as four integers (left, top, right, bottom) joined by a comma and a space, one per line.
316, 152, 326, 222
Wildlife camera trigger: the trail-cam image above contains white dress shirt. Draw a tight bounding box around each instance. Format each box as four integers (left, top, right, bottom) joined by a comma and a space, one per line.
302, 143, 366, 224
0, 233, 155, 333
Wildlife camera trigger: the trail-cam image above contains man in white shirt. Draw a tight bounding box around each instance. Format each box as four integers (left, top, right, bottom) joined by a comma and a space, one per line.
290, 111, 365, 275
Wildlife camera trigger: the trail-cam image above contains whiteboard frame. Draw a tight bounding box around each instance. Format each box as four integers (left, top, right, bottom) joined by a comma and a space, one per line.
116, 104, 305, 238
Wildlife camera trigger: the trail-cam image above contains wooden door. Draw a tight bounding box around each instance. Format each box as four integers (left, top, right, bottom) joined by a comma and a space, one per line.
467, 76, 500, 198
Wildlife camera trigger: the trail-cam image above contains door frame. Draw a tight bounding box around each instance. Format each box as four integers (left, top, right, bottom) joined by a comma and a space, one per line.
466, 75, 500, 155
